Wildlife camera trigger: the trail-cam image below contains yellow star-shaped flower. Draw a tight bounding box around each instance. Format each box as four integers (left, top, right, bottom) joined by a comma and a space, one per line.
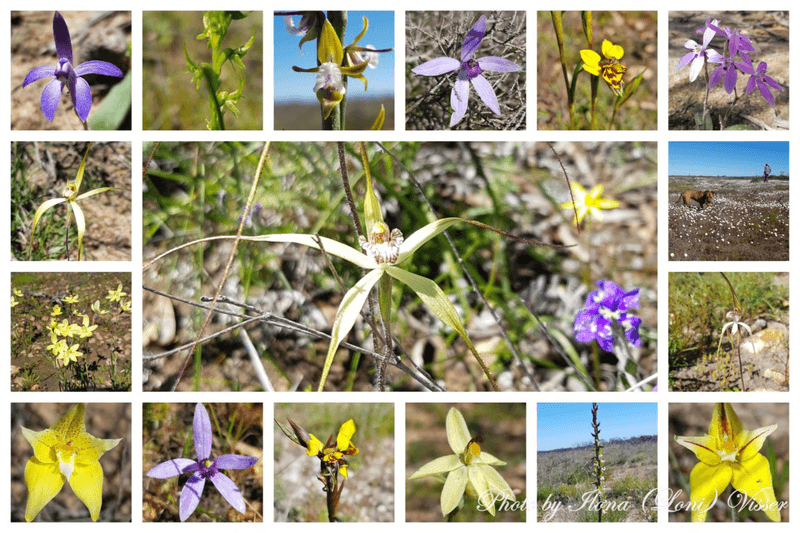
21, 404, 121, 522
561, 183, 620, 224
675, 403, 781, 522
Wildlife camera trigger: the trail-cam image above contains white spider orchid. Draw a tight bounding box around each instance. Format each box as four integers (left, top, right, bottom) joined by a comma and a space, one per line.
247, 157, 559, 391
717, 308, 755, 354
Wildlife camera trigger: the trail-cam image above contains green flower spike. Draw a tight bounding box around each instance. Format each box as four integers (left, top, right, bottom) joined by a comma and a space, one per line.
30, 143, 117, 261
409, 407, 515, 516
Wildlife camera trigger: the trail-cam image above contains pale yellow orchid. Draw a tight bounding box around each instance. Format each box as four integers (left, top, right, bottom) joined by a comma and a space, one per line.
675, 403, 782, 522
30, 143, 117, 261
11, 295, 19, 308
91, 300, 109, 315
63, 294, 79, 304
105, 283, 127, 303
409, 407, 515, 517
21, 403, 121, 521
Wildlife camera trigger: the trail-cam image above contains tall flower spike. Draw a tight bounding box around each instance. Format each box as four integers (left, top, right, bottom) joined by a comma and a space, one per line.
21, 404, 121, 522
675, 403, 781, 522
22, 12, 124, 123
412, 15, 521, 127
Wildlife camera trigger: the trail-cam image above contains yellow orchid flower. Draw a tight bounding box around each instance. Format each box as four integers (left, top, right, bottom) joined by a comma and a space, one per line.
409, 407, 515, 517
21, 403, 121, 521
63, 294, 79, 304
675, 403, 781, 522
91, 300, 109, 315
78, 314, 98, 339
30, 143, 117, 261
57, 343, 83, 366
14, 288, 23, 297
105, 283, 127, 303
51, 305, 62, 317
561, 183, 620, 224
580, 39, 627, 96
11, 295, 19, 308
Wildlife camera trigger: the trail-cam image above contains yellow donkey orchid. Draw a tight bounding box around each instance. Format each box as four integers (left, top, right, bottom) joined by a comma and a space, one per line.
675, 403, 781, 522
21, 403, 121, 522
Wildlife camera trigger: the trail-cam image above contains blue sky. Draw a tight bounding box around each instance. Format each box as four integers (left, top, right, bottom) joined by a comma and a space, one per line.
274, 11, 395, 104
538, 403, 657, 451
670, 142, 789, 177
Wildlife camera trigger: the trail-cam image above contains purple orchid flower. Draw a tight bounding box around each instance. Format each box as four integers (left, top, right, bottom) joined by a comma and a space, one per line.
146, 403, 259, 521
676, 18, 722, 82
708, 53, 754, 94
574, 279, 642, 353
22, 12, 123, 123
746, 61, 783, 107
412, 15, 521, 127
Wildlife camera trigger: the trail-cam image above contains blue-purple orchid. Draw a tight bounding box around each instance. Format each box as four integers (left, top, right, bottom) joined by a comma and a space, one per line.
146, 403, 259, 521
574, 279, 642, 353
412, 15, 521, 127
746, 61, 783, 107
22, 12, 123, 123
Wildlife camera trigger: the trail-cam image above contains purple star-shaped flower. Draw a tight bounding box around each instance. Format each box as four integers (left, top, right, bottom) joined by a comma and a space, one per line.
707, 52, 754, 94
574, 279, 642, 353
746, 61, 783, 107
22, 12, 124, 123
412, 15, 521, 127
146, 403, 259, 521
676, 19, 722, 82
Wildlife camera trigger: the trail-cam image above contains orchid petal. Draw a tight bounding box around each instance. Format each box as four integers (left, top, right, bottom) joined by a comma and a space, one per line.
441, 466, 468, 515
461, 16, 486, 61
318, 268, 384, 391
396, 217, 465, 264
146, 458, 198, 478
731, 453, 781, 522
471, 74, 500, 114
757, 79, 776, 107
411, 57, 460, 76
193, 403, 212, 461
24, 458, 65, 522
179, 473, 205, 521
69, 75, 92, 122
689, 55, 705, 82
677, 51, 696, 71
210, 472, 246, 514
214, 454, 258, 470
41, 78, 64, 122
248, 233, 376, 269
73, 60, 124, 78
31, 197, 68, 238
75, 187, 116, 201
723, 66, 738, 94
476, 56, 520, 73
468, 464, 494, 515
409, 454, 461, 479
70, 202, 86, 260
445, 407, 471, 453
53, 12, 73, 64
23, 65, 56, 86
68, 460, 104, 521
449, 77, 469, 127
689, 461, 732, 522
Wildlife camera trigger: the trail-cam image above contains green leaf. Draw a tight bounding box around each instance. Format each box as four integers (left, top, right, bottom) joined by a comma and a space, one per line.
616, 70, 644, 108
88, 72, 131, 131
318, 268, 384, 391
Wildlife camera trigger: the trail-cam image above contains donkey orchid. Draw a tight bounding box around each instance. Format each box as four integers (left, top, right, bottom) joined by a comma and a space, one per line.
30, 143, 117, 261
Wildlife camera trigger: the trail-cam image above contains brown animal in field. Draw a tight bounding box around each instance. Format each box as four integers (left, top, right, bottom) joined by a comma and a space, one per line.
678, 190, 715, 209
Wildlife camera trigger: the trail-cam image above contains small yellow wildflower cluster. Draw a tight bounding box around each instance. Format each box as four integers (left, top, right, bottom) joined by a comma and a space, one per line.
46, 311, 97, 367
106, 283, 132, 312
